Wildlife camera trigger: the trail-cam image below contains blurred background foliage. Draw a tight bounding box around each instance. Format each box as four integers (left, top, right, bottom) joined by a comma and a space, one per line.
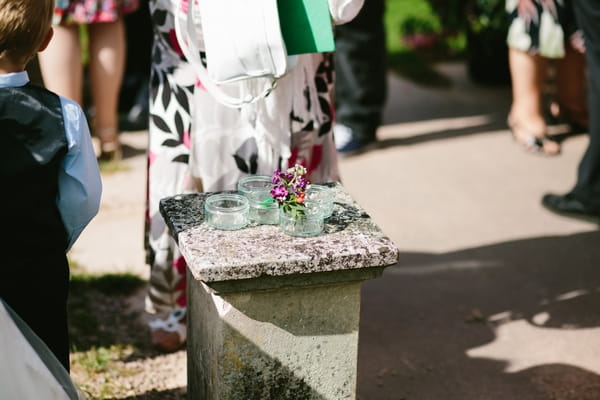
385, 0, 509, 86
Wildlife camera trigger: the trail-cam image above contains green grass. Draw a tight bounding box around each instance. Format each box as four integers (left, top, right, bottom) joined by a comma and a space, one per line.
98, 159, 130, 174
70, 272, 146, 297
68, 271, 146, 350
71, 344, 139, 399
67, 271, 148, 398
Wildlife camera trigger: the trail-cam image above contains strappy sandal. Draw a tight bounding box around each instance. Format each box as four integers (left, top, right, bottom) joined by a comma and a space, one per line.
149, 307, 187, 352
95, 127, 122, 162
507, 117, 560, 156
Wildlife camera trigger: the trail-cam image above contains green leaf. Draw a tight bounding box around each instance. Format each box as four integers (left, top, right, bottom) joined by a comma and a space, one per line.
260, 198, 275, 207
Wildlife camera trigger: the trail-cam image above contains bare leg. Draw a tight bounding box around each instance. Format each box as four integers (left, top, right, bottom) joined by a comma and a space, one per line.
37, 25, 83, 105
88, 20, 126, 159
508, 47, 547, 133
555, 43, 589, 130
508, 47, 560, 154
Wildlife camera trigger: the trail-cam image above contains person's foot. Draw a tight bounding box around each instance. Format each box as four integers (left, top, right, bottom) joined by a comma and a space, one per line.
96, 127, 122, 162
149, 307, 187, 352
541, 193, 600, 223
507, 115, 560, 156
334, 124, 377, 157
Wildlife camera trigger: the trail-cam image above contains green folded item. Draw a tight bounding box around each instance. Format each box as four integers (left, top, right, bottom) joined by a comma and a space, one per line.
278, 0, 335, 55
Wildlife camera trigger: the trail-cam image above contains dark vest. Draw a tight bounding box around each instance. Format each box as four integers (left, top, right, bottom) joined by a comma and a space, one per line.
0, 84, 69, 253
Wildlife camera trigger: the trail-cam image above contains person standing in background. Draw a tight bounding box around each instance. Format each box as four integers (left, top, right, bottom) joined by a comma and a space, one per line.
333, 0, 387, 156
119, 0, 152, 131
505, 0, 587, 156
38, 0, 140, 161
144, 0, 364, 351
542, 1, 600, 221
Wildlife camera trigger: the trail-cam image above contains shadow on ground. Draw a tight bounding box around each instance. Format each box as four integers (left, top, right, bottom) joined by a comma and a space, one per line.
358, 230, 600, 400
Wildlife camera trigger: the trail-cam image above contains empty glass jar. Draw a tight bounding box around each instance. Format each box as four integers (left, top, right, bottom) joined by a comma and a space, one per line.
204, 193, 249, 230
306, 184, 334, 218
237, 175, 279, 225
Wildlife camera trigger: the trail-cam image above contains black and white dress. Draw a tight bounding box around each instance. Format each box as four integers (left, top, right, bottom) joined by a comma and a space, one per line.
145, 0, 347, 314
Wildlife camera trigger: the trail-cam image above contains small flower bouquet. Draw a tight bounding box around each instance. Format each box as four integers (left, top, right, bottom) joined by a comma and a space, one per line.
271, 164, 324, 237
271, 164, 309, 217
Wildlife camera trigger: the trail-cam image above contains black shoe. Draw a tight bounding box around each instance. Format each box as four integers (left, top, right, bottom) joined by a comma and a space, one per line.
541, 193, 600, 223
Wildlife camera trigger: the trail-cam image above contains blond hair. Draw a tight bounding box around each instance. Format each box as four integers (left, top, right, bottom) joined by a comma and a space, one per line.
0, 0, 54, 65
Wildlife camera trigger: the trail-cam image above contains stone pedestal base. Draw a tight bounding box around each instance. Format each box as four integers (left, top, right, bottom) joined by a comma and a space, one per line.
159, 186, 399, 399
187, 270, 381, 400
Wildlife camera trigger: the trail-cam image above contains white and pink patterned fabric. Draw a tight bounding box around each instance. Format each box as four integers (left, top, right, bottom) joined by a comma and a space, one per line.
145, 0, 341, 314
53, 0, 140, 25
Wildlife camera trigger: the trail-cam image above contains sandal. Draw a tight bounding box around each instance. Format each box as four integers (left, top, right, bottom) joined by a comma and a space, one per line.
149, 307, 187, 352
507, 116, 560, 156
95, 127, 122, 162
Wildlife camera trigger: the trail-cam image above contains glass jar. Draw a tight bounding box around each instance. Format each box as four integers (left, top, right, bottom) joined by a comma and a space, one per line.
278, 201, 324, 237
204, 193, 249, 230
237, 175, 279, 225
306, 184, 334, 218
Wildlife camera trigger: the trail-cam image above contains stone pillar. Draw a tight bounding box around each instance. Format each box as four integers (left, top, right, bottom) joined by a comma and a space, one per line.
160, 183, 399, 400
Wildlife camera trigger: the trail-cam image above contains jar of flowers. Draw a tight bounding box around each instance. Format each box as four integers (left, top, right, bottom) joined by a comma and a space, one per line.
270, 164, 325, 237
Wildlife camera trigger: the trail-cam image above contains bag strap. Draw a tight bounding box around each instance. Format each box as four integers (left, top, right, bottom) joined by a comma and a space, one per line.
174, 0, 279, 108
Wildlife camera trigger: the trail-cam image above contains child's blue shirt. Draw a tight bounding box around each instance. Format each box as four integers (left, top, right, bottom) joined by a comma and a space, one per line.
0, 71, 102, 251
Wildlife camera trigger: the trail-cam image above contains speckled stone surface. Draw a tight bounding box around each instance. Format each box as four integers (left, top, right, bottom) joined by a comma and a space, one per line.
160, 183, 399, 283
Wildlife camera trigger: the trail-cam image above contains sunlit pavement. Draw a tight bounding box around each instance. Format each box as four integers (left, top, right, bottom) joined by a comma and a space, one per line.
70, 61, 600, 399
345, 62, 600, 400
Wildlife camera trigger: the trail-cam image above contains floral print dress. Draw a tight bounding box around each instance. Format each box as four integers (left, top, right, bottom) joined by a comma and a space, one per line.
506, 0, 580, 58
145, 0, 340, 314
53, 0, 140, 25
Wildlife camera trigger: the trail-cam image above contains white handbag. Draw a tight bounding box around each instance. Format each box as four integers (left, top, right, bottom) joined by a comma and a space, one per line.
174, 0, 290, 108
328, 0, 364, 25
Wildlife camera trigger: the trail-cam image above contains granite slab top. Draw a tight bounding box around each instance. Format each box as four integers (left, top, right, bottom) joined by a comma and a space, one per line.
159, 182, 399, 283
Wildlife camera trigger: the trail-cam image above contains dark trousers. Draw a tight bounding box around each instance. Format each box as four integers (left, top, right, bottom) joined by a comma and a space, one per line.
572, 1, 600, 207
0, 254, 70, 371
334, 0, 387, 142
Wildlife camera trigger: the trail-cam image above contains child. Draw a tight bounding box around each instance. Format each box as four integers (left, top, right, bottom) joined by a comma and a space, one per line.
0, 0, 102, 371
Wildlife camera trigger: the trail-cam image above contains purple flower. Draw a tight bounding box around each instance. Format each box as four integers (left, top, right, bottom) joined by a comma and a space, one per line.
272, 170, 282, 184
270, 163, 310, 212
293, 176, 307, 192
271, 186, 289, 203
